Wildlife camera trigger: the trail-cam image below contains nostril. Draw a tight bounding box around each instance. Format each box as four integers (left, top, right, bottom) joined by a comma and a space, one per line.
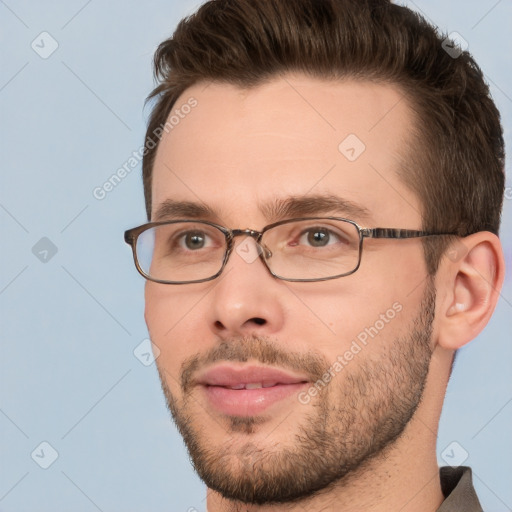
251, 317, 266, 325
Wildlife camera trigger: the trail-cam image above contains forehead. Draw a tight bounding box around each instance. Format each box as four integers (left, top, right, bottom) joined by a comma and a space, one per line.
151, 75, 421, 227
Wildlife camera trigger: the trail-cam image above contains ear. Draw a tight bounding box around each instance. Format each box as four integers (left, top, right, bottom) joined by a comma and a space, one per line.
435, 232, 505, 351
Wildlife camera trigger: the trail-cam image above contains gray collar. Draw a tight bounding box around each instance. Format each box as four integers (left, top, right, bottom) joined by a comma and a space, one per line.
437, 466, 483, 512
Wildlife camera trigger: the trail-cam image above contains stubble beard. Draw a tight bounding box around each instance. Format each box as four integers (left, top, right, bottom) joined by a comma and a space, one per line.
156, 283, 435, 505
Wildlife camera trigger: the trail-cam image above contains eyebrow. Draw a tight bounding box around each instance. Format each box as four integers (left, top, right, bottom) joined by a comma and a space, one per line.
260, 194, 372, 223
153, 194, 372, 224
153, 200, 218, 221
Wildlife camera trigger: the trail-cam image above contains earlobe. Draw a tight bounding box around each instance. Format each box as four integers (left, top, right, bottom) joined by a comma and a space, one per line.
437, 232, 505, 351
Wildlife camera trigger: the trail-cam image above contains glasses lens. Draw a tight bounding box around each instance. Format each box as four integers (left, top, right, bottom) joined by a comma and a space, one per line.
135, 222, 226, 282
262, 219, 361, 280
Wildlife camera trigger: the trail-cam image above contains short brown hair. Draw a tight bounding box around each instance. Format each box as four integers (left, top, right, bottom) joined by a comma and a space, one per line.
142, 0, 505, 274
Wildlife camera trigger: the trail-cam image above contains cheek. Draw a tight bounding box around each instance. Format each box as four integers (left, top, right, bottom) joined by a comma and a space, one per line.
289, 270, 417, 357
145, 284, 208, 385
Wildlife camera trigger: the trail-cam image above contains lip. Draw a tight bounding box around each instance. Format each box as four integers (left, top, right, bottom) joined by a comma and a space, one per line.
196, 364, 310, 416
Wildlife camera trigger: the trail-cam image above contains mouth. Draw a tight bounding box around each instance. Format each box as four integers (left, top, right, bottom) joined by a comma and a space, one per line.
196, 364, 310, 417
219, 381, 289, 389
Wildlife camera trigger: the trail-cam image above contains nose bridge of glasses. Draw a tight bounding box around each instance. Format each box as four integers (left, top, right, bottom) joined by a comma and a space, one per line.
230, 228, 261, 239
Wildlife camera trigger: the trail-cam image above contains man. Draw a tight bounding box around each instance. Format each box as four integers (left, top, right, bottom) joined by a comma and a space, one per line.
124, 0, 506, 510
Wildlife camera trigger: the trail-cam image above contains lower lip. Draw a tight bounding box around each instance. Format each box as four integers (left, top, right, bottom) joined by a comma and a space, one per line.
202, 383, 308, 416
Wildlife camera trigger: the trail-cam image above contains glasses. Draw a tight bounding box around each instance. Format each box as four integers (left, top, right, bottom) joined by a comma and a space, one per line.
124, 217, 456, 284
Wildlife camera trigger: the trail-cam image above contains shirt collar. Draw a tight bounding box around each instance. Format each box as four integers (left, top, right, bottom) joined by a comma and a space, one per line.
437, 466, 483, 512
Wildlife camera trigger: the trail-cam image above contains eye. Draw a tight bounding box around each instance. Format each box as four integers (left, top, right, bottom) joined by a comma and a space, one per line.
179, 230, 211, 250
298, 227, 341, 247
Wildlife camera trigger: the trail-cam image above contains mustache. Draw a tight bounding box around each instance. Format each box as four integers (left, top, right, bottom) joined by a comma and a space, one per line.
180, 335, 329, 394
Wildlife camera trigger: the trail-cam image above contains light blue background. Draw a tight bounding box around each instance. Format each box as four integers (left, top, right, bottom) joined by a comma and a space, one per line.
1, 1, 511, 511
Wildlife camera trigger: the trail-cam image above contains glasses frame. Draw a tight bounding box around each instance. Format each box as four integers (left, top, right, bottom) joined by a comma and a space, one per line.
124, 217, 457, 284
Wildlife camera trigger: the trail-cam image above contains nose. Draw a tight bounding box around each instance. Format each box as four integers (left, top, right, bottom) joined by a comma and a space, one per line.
207, 237, 286, 337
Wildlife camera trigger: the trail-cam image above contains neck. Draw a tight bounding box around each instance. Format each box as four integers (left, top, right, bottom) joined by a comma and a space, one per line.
206, 345, 453, 512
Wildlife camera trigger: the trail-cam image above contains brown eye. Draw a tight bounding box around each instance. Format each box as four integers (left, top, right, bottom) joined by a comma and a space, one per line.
307, 228, 330, 247
183, 231, 207, 249
298, 227, 343, 248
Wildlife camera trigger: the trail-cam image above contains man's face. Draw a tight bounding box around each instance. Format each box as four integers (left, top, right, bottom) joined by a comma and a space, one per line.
145, 76, 436, 504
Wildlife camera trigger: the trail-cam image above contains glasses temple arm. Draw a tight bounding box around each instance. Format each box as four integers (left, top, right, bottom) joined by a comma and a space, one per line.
362, 228, 458, 239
